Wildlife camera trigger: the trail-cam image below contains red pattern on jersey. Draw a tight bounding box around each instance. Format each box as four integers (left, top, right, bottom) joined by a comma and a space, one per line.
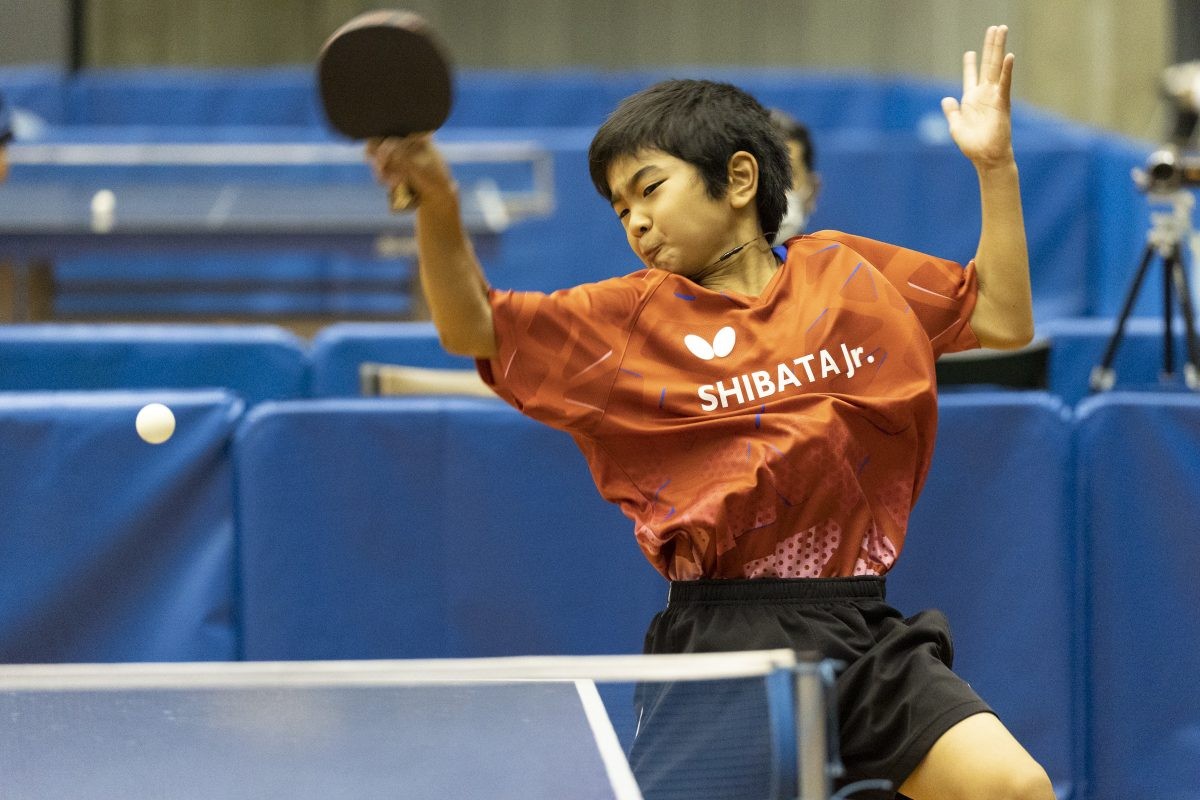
478, 231, 979, 579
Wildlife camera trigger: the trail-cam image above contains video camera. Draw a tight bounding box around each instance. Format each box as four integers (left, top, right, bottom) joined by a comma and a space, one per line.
1134, 61, 1200, 194
1091, 61, 1200, 394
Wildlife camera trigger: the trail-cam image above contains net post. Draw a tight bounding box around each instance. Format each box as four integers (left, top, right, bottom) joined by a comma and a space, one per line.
793, 659, 830, 800
764, 665, 799, 799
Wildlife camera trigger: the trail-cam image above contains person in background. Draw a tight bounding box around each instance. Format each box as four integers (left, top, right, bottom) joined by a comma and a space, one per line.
770, 108, 821, 240
0, 92, 14, 184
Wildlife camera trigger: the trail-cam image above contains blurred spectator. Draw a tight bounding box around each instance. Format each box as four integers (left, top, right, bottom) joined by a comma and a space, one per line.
769, 109, 821, 239
0, 92, 13, 184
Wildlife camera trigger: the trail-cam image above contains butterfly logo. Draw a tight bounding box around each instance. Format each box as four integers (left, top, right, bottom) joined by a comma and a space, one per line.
684, 326, 736, 360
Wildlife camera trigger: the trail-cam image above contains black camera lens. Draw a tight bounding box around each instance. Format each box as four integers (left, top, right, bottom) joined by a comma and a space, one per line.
1149, 156, 1177, 183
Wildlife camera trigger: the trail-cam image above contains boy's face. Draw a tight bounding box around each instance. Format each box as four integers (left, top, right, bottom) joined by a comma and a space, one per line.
606, 149, 741, 277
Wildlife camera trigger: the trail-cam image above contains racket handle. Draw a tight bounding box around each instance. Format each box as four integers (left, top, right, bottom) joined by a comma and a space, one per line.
389, 183, 418, 211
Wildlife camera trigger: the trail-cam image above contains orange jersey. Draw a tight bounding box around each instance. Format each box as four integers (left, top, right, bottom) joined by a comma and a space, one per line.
477, 231, 979, 580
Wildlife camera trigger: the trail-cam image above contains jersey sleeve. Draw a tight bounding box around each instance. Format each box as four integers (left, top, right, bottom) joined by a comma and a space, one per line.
476, 276, 649, 432
808, 230, 981, 356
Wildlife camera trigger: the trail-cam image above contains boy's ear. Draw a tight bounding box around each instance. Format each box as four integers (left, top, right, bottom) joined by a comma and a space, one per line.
726, 151, 759, 210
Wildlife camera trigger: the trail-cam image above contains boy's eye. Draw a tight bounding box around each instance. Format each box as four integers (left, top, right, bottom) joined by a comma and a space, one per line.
613, 179, 663, 220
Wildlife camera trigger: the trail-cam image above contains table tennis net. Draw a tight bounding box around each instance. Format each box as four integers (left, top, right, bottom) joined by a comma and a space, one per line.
0, 649, 842, 800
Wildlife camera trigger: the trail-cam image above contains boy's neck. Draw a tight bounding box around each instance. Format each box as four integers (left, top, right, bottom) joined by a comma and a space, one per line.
692, 238, 781, 297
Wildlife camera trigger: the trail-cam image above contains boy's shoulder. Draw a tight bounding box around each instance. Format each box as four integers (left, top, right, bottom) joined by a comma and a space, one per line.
794, 230, 878, 252
790, 230, 930, 272
554, 267, 669, 302
513, 267, 670, 325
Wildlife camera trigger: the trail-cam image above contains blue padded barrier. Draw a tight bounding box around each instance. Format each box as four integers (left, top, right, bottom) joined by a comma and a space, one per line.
449, 68, 1071, 133
19, 67, 1062, 133
60, 68, 327, 127
0, 390, 243, 662
234, 398, 457, 660
234, 398, 663, 660
1043, 317, 1196, 407
1075, 393, 1200, 800
802, 129, 1091, 323
0, 67, 68, 128
436, 402, 662, 656
0, 324, 310, 405
886, 393, 1076, 798
1086, 136, 1162, 318
308, 322, 475, 397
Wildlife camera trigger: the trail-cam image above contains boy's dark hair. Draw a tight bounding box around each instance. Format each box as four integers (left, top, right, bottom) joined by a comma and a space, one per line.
588, 79, 791, 243
769, 108, 816, 171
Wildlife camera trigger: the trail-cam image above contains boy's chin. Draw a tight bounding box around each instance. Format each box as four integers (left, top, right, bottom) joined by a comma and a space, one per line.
643, 255, 696, 277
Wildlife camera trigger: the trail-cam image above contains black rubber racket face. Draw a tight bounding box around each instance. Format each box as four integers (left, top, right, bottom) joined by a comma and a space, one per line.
318, 10, 453, 140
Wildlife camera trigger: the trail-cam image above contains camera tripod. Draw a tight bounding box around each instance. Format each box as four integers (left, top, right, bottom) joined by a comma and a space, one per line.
1090, 189, 1200, 392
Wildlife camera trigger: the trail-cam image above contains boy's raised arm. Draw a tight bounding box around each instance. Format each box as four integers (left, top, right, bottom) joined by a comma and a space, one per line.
941, 25, 1034, 350
367, 135, 497, 358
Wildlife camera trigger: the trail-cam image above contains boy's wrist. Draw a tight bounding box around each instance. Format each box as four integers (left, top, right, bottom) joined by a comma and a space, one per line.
973, 153, 1018, 177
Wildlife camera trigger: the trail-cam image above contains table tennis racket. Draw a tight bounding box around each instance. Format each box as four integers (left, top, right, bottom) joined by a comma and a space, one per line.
317, 10, 453, 211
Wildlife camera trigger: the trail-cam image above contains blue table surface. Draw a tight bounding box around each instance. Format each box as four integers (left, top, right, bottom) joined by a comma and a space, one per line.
0, 182, 502, 264
0, 680, 633, 800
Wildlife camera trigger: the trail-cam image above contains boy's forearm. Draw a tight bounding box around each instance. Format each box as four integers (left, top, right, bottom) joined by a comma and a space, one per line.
415, 188, 498, 359
971, 159, 1034, 349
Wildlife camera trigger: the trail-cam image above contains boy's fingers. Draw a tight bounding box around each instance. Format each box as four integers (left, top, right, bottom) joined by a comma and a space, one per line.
995, 26, 1009, 79
363, 133, 447, 194
941, 96, 960, 124
999, 53, 1015, 104
365, 141, 388, 183
963, 50, 978, 94
373, 141, 407, 181
987, 25, 1007, 83
372, 137, 400, 167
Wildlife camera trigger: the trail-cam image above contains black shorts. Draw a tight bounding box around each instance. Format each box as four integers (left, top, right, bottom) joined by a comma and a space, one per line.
630, 576, 993, 799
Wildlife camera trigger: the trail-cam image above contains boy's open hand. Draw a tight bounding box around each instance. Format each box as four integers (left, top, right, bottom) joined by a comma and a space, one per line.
366, 134, 457, 205
942, 25, 1015, 170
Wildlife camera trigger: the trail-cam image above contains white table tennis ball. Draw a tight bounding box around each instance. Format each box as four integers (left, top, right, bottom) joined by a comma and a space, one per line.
90, 189, 116, 233
91, 189, 116, 213
136, 403, 175, 444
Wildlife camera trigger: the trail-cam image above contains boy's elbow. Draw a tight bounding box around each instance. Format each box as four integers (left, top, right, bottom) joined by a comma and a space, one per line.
1002, 312, 1036, 350
971, 292, 1034, 351
431, 303, 497, 359
438, 325, 497, 360
976, 322, 1035, 351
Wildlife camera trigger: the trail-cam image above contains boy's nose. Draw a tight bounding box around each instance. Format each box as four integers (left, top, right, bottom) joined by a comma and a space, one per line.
628, 211, 650, 236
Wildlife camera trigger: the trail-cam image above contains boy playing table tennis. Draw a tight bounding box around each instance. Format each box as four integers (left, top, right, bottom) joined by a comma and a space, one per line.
369, 24, 1050, 800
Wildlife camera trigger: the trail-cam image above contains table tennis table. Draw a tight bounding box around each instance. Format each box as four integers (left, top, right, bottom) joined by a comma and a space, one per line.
0, 650, 831, 800
0, 141, 552, 321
